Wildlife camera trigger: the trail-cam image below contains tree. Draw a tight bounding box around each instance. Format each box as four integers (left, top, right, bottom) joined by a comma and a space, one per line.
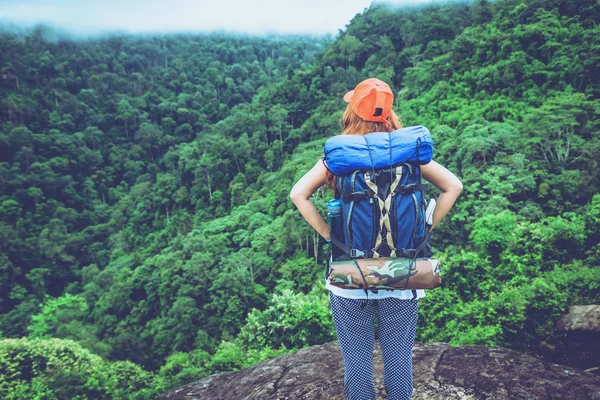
0, 337, 155, 399
237, 288, 335, 351
470, 211, 518, 257
116, 98, 139, 137
472, 0, 493, 24
135, 122, 164, 161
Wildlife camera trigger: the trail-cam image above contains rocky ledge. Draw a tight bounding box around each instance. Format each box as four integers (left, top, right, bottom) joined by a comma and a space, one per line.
155, 341, 600, 400
537, 305, 600, 374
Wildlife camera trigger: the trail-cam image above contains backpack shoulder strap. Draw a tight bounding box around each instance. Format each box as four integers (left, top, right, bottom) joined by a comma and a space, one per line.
365, 167, 403, 258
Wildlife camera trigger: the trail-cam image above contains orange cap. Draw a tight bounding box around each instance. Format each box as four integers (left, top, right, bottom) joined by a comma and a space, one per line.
343, 78, 394, 123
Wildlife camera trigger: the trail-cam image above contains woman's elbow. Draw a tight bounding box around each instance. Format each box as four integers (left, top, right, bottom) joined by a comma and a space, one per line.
441, 179, 462, 195
451, 180, 463, 194
289, 188, 304, 204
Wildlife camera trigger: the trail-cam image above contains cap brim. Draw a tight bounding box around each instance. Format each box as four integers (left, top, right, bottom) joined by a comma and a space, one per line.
343, 90, 354, 102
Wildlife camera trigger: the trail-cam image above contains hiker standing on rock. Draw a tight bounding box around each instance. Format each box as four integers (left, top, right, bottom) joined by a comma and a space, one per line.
290, 78, 462, 399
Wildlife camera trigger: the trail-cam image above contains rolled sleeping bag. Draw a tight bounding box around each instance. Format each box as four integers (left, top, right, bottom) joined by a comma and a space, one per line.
323, 125, 434, 176
328, 257, 442, 291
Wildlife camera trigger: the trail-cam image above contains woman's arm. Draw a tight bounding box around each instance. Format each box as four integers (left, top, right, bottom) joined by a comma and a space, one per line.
289, 160, 331, 240
420, 160, 463, 231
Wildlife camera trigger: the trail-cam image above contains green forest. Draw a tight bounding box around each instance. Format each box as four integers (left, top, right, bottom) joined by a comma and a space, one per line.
1, 0, 599, 398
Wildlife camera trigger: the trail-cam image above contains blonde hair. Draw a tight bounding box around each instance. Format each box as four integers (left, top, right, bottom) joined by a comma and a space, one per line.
342, 104, 402, 135
325, 105, 402, 189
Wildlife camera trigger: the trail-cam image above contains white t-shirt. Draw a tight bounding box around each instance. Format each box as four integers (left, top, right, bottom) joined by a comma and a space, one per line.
326, 279, 426, 300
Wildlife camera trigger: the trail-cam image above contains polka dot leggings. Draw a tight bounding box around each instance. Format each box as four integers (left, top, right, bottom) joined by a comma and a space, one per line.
329, 291, 419, 400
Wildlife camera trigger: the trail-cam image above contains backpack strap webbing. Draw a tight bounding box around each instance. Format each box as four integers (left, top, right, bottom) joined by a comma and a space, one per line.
325, 232, 430, 300
365, 168, 403, 258
393, 183, 428, 195
328, 234, 373, 259
328, 233, 424, 300
328, 234, 372, 298
341, 189, 375, 203
340, 183, 427, 202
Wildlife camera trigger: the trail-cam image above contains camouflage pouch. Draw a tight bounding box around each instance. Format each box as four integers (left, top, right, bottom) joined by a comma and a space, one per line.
327, 257, 442, 291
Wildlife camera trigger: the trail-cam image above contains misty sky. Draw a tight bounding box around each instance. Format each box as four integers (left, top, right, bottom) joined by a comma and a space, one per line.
0, 0, 438, 36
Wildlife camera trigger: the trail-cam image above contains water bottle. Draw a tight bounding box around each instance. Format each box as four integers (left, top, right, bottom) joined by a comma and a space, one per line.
327, 199, 344, 260
425, 198, 436, 228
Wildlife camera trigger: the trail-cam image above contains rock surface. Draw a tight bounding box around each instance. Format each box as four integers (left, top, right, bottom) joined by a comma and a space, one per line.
537, 305, 600, 374
155, 341, 600, 400
557, 305, 600, 332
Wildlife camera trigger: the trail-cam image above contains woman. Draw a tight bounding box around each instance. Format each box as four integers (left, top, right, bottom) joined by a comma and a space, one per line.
290, 78, 462, 399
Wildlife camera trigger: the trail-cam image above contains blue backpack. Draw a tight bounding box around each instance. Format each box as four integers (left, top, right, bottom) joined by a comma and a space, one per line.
323, 126, 435, 295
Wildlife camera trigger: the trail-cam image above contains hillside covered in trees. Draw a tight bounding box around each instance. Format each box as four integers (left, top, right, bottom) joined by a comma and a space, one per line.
1, 0, 599, 398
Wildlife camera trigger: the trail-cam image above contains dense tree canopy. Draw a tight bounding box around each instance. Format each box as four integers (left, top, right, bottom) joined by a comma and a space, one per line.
1, 0, 599, 397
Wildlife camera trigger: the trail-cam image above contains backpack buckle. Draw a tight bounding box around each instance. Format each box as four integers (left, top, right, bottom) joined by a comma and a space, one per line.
400, 249, 417, 258
350, 249, 366, 258
342, 190, 375, 203
395, 184, 415, 194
